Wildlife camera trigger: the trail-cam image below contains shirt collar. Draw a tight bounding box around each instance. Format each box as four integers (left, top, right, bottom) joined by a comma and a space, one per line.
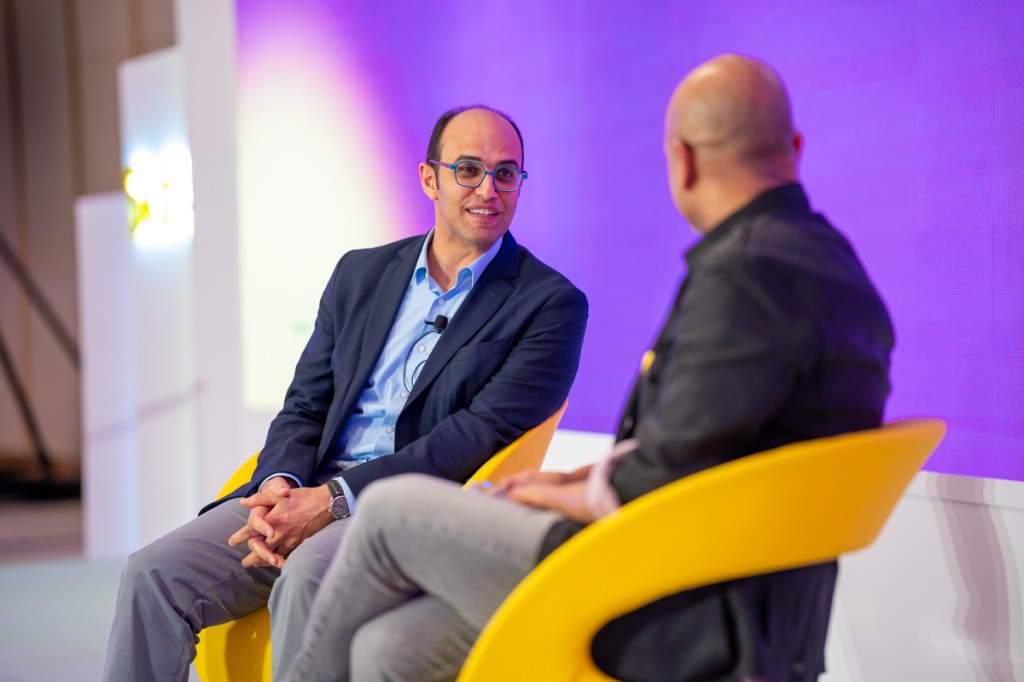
685, 182, 809, 268
413, 228, 505, 290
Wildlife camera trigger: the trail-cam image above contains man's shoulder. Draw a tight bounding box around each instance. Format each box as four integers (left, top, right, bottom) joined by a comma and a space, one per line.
511, 242, 584, 297
327, 234, 423, 279
708, 206, 856, 276
340, 234, 422, 262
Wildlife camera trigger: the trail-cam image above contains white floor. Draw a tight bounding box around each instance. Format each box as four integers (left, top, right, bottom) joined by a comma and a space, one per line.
0, 552, 205, 682
1, 556, 123, 681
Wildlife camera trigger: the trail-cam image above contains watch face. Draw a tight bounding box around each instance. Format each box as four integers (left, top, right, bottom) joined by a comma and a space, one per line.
330, 495, 350, 520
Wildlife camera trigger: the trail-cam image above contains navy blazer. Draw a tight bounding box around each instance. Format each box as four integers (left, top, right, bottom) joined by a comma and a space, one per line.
204, 231, 587, 512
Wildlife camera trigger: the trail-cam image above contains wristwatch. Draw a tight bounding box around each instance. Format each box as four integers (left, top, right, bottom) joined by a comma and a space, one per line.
326, 478, 351, 520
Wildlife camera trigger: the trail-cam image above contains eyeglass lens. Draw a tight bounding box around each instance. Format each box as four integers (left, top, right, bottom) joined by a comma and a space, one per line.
454, 161, 523, 191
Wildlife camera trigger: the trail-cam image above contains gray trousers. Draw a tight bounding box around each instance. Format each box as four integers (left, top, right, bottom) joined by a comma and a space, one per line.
102, 497, 352, 682
281, 474, 563, 682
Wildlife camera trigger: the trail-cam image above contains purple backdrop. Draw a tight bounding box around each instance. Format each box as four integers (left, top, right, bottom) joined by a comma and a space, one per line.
238, 0, 1024, 482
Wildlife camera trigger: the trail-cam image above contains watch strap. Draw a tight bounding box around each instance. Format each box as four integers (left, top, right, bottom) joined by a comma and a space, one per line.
327, 477, 344, 498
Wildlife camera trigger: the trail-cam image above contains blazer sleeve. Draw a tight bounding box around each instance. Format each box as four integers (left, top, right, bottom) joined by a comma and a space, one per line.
338, 283, 588, 497
610, 256, 814, 504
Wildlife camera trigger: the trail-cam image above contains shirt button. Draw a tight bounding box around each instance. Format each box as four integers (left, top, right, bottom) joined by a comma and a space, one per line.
400, 391, 409, 398
418, 344, 426, 352
386, 426, 395, 434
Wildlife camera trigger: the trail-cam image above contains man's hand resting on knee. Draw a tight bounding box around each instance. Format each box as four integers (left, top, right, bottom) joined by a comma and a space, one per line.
227, 477, 334, 569
483, 465, 599, 524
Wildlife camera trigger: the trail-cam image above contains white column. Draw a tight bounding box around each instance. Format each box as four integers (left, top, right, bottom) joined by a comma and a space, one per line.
75, 192, 139, 558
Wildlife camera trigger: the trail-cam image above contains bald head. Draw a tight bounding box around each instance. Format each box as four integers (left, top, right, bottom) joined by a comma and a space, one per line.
668, 54, 795, 164
664, 54, 801, 231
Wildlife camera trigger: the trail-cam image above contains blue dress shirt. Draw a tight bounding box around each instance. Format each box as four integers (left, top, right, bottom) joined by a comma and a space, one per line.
262, 230, 504, 513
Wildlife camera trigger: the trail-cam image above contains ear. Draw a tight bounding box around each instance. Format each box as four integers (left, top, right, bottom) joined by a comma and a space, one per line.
792, 128, 804, 160
678, 139, 697, 190
419, 162, 439, 200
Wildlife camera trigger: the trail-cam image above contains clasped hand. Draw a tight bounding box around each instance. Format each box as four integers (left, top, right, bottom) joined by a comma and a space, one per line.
479, 468, 598, 524
227, 477, 333, 569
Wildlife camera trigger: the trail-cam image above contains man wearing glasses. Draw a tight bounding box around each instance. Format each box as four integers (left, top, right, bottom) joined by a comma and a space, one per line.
103, 105, 588, 682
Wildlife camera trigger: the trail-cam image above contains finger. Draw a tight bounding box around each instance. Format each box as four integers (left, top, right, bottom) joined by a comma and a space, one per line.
240, 551, 272, 569
239, 490, 282, 509
265, 479, 293, 496
247, 535, 282, 562
246, 536, 286, 568
493, 472, 527, 492
506, 484, 546, 507
246, 507, 277, 540
227, 525, 262, 547
495, 470, 547, 493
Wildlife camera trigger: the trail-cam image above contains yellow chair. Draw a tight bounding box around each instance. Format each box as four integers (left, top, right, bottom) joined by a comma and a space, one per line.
457, 418, 947, 682
194, 401, 568, 682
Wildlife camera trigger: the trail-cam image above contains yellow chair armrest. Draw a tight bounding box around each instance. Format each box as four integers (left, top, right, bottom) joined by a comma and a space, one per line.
465, 401, 567, 487
459, 419, 946, 682
217, 453, 260, 499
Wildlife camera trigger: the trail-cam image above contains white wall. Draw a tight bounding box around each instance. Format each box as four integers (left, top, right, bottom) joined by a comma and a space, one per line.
76, 193, 138, 557
824, 475, 1024, 681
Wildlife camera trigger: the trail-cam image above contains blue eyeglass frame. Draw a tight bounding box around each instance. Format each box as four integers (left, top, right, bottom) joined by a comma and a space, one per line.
427, 159, 528, 192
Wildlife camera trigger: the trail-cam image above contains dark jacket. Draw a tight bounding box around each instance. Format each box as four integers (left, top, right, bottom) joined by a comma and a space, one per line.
204, 230, 587, 512
544, 184, 893, 682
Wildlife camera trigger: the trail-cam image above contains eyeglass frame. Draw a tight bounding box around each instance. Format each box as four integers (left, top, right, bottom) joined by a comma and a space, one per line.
427, 159, 528, 192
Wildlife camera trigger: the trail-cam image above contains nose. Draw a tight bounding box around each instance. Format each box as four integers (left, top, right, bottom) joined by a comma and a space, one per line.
475, 171, 499, 199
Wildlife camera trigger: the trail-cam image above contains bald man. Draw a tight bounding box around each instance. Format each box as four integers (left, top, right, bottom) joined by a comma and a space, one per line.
281, 55, 893, 682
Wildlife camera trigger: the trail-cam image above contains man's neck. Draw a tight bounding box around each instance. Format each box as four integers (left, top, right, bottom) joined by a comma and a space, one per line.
697, 173, 798, 234
427, 236, 490, 292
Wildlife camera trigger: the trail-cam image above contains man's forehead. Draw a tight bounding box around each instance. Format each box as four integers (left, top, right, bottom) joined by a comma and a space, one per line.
440, 109, 523, 163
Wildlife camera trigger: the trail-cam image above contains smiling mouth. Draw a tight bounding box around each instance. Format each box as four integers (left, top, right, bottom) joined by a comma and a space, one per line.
467, 208, 499, 216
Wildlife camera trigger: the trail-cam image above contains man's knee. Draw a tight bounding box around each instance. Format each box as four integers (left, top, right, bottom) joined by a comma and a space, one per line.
350, 617, 422, 681
120, 537, 178, 601
359, 473, 453, 520
350, 600, 471, 682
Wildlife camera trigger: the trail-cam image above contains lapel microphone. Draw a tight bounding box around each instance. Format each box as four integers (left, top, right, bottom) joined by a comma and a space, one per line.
426, 315, 449, 334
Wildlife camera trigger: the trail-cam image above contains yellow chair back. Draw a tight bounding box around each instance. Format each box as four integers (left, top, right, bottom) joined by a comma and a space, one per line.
194, 401, 568, 681
457, 418, 947, 682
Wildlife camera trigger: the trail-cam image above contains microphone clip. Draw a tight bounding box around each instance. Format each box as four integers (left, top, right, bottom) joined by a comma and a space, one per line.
425, 315, 449, 334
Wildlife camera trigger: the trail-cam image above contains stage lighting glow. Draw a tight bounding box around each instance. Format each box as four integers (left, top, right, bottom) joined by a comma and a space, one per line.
132, 216, 195, 251
237, 7, 411, 410
123, 143, 195, 250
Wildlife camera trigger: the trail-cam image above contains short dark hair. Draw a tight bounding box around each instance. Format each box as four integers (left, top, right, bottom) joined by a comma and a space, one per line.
425, 105, 524, 167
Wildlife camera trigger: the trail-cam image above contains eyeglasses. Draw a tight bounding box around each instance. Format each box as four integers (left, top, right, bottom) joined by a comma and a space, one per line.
428, 160, 527, 192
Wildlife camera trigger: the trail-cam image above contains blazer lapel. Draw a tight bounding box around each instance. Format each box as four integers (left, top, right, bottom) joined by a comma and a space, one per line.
356, 237, 422, 377
405, 232, 520, 406
320, 236, 422, 459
